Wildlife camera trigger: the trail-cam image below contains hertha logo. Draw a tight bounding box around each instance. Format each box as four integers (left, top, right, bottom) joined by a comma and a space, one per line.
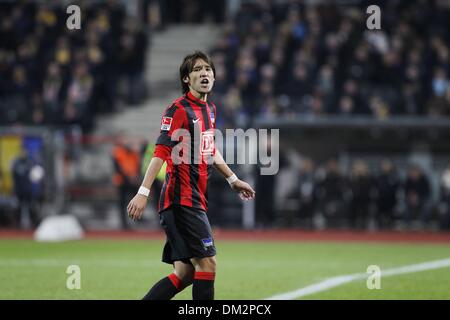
201, 131, 214, 155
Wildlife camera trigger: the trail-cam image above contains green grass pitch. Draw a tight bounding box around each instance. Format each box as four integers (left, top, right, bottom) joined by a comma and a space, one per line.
0, 239, 449, 299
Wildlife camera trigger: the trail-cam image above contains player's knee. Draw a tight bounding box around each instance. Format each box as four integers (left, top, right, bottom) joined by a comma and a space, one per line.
174, 262, 195, 285
197, 256, 216, 273
175, 269, 195, 284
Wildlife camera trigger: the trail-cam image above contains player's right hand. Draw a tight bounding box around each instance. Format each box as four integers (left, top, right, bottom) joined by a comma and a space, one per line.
127, 194, 148, 221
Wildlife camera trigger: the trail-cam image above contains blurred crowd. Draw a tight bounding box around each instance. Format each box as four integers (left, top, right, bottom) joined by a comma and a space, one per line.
261, 157, 450, 231
209, 0, 450, 128
0, 0, 149, 133
2, 0, 450, 233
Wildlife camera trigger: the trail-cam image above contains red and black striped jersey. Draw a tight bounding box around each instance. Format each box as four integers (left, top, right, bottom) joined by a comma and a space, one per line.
155, 91, 217, 213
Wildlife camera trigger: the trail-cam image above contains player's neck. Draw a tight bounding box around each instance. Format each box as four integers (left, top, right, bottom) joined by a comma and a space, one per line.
189, 90, 208, 102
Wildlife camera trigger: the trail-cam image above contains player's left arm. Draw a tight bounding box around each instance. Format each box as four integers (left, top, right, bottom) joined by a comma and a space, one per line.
213, 150, 255, 200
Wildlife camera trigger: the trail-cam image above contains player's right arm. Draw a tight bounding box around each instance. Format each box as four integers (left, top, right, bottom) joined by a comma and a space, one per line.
127, 103, 186, 221
127, 156, 165, 221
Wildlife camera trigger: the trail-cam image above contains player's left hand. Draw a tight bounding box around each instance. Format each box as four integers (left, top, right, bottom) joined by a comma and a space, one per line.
230, 180, 256, 200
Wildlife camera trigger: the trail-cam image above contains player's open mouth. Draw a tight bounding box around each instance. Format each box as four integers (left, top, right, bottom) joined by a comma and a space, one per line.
201, 79, 209, 84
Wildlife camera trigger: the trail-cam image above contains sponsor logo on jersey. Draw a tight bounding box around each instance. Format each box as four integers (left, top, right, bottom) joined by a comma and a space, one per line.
200, 131, 215, 155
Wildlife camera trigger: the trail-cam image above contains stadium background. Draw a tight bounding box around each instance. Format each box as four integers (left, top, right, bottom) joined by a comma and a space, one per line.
0, 0, 450, 300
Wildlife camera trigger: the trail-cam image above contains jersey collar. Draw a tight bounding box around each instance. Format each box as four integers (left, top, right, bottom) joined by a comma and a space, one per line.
186, 91, 207, 105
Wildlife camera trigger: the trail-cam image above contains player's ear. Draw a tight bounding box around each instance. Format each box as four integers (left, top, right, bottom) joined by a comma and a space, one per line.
183, 76, 189, 83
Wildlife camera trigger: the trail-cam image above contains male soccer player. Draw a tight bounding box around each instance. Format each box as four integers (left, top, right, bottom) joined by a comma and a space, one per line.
127, 51, 256, 300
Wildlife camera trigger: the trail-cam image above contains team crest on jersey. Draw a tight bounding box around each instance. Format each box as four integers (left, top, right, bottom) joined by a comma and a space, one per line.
201, 237, 214, 248
161, 116, 173, 131
210, 111, 215, 124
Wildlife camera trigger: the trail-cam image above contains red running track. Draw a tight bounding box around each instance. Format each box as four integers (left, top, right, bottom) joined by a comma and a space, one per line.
1, 229, 450, 244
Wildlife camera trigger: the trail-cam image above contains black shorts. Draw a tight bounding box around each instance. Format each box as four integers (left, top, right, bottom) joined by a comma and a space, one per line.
159, 205, 216, 265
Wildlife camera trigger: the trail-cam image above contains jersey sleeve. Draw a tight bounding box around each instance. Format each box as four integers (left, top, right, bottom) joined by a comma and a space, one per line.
211, 103, 217, 129
153, 144, 171, 161
211, 103, 217, 155
155, 104, 186, 148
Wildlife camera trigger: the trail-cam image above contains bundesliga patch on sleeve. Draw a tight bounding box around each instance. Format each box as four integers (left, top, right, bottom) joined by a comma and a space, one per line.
161, 116, 173, 131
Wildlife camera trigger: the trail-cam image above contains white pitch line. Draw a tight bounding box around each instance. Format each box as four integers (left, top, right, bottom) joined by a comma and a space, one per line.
265, 258, 450, 300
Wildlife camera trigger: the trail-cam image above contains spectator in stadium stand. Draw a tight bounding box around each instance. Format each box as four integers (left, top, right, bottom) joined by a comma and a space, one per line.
314, 158, 348, 228
284, 63, 312, 113
112, 135, 141, 230
337, 95, 355, 116
117, 18, 149, 105
439, 164, 450, 230
427, 72, 450, 117
63, 62, 94, 132
254, 138, 277, 228
287, 157, 317, 228
42, 62, 65, 125
401, 80, 424, 116
217, 86, 244, 128
348, 159, 376, 230
9, 65, 31, 124
316, 64, 336, 114
11, 147, 42, 229
403, 165, 432, 228
340, 79, 369, 115
374, 159, 400, 230
29, 93, 45, 126
368, 95, 391, 119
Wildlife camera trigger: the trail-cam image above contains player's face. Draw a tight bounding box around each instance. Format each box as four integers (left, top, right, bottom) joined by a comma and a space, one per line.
187, 59, 215, 94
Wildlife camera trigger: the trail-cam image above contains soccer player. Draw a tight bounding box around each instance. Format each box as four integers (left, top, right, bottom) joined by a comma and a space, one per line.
127, 51, 256, 300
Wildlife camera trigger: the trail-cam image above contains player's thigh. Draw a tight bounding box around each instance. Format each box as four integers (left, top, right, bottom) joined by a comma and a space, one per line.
190, 255, 217, 272
175, 206, 217, 259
